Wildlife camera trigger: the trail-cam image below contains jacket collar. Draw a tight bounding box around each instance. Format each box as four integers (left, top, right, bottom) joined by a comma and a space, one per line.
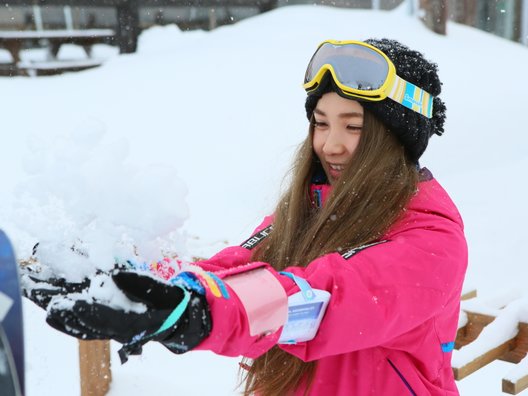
309, 167, 433, 209
310, 166, 331, 209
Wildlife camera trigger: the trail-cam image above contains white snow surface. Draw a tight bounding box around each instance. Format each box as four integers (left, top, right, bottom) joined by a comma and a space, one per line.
1, 4, 528, 395
505, 354, 528, 383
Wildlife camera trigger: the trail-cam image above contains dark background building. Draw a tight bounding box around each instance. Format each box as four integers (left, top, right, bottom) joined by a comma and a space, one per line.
0, 0, 526, 53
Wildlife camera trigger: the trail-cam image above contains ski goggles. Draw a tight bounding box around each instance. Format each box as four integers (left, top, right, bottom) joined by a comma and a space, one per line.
304, 40, 434, 118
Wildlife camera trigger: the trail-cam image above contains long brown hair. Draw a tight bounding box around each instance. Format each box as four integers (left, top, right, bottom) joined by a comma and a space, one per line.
240, 109, 419, 396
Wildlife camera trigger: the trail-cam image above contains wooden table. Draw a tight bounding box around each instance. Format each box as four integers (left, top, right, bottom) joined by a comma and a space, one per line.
0, 29, 114, 63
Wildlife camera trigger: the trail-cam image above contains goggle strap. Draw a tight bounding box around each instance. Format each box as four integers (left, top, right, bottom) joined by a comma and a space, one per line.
388, 75, 434, 118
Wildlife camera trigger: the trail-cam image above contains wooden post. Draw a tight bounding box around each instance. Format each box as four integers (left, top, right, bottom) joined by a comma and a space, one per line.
79, 340, 111, 396
420, 0, 448, 35
503, 374, 528, 395
116, 0, 139, 53
208, 8, 217, 30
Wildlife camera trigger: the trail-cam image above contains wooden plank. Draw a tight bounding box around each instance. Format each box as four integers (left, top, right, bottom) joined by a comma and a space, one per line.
18, 59, 103, 70
0, 29, 114, 40
500, 322, 528, 364
79, 340, 111, 396
461, 289, 477, 301
18, 59, 103, 76
453, 339, 515, 380
456, 311, 496, 349
502, 374, 528, 395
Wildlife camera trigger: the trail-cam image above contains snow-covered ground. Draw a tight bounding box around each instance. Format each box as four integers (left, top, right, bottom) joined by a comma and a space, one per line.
1, 4, 528, 395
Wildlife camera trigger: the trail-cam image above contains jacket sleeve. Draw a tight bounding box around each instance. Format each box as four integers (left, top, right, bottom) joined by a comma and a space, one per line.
194, 203, 467, 361
278, 209, 468, 361
193, 215, 273, 272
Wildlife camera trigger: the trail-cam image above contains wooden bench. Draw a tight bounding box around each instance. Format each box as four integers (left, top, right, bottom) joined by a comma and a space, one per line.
0, 29, 114, 75
454, 290, 528, 394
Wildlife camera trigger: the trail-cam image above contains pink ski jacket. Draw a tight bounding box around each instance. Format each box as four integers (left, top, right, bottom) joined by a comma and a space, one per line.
194, 172, 467, 395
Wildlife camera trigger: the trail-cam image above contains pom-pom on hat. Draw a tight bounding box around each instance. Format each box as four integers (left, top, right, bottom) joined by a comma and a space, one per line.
305, 38, 446, 162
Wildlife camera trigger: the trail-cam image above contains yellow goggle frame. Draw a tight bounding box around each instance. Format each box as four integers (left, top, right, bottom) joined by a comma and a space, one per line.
304, 40, 434, 118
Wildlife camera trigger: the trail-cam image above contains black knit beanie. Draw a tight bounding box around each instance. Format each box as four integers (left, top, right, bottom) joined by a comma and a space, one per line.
305, 38, 446, 162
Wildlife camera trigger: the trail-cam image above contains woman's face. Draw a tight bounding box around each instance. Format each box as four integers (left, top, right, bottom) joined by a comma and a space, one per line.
312, 92, 364, 184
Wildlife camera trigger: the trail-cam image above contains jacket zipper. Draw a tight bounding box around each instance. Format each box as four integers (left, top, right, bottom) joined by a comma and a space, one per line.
387, 358, 417, 396
313, 187, 323, 208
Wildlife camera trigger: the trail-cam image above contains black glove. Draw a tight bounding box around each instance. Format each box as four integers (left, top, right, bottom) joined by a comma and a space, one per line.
20, 242, 94, 310
20, 264, 91, 310
46, 271, 212, 363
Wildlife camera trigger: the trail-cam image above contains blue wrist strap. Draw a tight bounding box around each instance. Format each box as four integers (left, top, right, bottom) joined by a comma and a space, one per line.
279, 271, 315, 301
118, 286, 191, 364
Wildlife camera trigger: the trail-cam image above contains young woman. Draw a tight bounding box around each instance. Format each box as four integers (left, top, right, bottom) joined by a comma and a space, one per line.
26, 38, 467, 396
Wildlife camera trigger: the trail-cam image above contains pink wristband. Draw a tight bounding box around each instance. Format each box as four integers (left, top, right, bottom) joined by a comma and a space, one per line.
224, 268, 288, 337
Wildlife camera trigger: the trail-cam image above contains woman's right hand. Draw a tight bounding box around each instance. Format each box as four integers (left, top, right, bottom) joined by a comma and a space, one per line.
20, 264, 91, 310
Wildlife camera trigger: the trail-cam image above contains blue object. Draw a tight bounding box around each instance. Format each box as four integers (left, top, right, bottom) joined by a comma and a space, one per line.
170, 272, 206, 295
0, 230, 24, 396
441, 342, 455, 353
279, 271, 316, 301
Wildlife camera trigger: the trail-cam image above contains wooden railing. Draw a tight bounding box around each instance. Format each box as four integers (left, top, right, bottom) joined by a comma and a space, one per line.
454, 290, 528, 394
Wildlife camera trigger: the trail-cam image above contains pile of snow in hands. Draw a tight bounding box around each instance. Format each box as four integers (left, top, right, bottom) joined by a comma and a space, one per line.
11, 119, 190, 293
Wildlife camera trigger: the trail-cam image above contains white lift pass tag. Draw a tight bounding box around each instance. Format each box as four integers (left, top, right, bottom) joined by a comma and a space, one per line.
278, 288, 331, 344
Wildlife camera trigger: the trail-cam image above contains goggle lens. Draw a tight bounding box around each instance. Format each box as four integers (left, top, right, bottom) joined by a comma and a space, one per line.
305, 42, 390, 91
